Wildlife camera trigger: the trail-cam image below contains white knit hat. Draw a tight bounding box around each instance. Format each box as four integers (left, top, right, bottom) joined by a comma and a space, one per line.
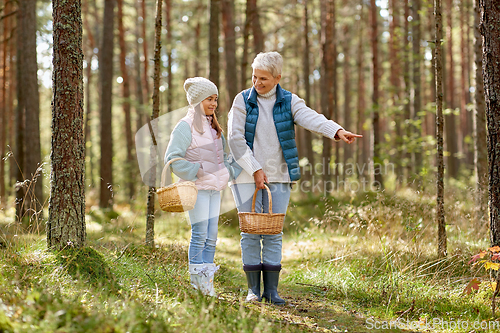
184, 77, 218, 106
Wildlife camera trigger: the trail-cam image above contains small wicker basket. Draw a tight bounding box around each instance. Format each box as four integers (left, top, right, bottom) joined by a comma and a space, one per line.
238, 185, 285, 235
157, 157, 198, 212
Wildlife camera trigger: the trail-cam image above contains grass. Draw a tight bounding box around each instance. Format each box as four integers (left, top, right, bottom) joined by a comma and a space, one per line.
0, 184, 499, 332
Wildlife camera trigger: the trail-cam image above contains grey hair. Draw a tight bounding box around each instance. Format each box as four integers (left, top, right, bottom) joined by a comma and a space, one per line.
251, 52, 283, 78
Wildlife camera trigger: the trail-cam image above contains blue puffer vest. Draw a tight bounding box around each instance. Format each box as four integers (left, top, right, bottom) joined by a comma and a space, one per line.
242, 84, 301, 181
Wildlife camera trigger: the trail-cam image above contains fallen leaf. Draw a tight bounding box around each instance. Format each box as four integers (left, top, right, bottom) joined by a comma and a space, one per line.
464, 278, 481, 294
469, 251, 488, 264
485, 262, 500, 271
489, 246, 500, 253
491, 282, 497, 292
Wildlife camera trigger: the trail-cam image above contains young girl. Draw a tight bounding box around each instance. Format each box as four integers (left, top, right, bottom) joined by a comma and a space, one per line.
164, 77, 239, 296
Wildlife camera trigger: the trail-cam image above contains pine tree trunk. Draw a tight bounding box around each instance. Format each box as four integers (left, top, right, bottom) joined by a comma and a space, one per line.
435, 0, 447, 258
371, 0, 384, 189
82, 0, 96, 188
99, 0, 115, 209
474, 0, 487, 228
15, 1, 26, 220
8, 15, 15, 190
117, 0, 135, 200
412, 0, 422, 183
403, 0, 411, 182
165, 0, 173, 112
460, 1, 471, 170
134, 0, 145, 135
356, 0, 368, 180
342, 14, 351, 172
194, 20, 201, 76
390, 0, 403, 185
479, 0, 500, 246
0, 0, 10, 207
222, 0, 238, 107
249, 0, 263, 54
320, 0, 335, 192
48, 0, 86, 251
445, 0, 459, 178
19, 0, 43, 218
241, 0, 251, 89
428, 1, 437, 137
146, 0, 163, 248
302, 0, 314, 183
140, 0, 150, 102
209, 0, 220, 87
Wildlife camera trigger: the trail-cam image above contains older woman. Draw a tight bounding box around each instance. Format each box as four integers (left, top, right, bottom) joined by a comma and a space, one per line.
228, 52, 361, 305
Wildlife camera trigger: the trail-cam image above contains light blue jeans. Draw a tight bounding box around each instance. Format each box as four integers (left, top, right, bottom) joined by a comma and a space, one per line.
188, 190, 221, 264
231, 183, 291, 266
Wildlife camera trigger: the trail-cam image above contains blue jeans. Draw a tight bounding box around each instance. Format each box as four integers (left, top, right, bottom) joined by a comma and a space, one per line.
231, 183, 291, 266
188, 190, 221, 264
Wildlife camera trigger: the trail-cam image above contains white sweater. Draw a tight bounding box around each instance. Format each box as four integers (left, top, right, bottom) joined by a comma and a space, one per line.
227, 85, 343, 184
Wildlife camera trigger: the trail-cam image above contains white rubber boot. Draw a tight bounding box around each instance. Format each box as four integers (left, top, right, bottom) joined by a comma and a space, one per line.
202, 263, 220, 297
189, 264, 205, 292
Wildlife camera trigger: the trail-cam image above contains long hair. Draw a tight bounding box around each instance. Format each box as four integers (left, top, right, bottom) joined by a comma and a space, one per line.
192, 104, 222, 139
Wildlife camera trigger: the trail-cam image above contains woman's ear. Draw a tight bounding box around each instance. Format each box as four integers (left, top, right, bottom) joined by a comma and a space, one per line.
274, 74, 282, 85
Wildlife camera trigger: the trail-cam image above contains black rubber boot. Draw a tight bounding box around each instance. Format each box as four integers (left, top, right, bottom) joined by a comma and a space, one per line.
261, 264, 285, 305
243, 264, 262, 302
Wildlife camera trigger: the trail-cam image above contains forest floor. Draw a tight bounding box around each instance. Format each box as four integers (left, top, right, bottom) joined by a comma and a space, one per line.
1, 187, 500, 332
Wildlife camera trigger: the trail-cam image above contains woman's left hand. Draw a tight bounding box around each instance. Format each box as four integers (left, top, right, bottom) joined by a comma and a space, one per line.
336, 129, 363, 144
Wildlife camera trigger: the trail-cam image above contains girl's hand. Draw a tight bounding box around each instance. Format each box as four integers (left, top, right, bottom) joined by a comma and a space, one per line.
336, 129, 363, 144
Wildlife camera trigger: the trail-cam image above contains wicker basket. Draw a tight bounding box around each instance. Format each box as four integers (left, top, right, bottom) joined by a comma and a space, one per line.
157, 157, 198, 212
238, 185, 285, 235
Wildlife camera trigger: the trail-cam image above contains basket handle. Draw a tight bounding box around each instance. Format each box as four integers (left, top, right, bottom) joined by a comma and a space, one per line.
161, 157, 187, 187
251, 184, 273, 214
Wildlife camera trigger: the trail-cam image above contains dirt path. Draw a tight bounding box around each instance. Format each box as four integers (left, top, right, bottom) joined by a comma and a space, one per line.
216, 235, 408, 333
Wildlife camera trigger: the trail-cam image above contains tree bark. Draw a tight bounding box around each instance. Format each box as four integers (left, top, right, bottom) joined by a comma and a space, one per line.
460, 0, 472, 169
165, 0, 173, 112
99, 0, 115, 209
474, 0, 487, 228
48, 0, 86, 250
445, 0, 459, 178
15, 0, 26, 220
222, 0, 238, 107
390, 0, 403, 185
140, 0, 150, 102
356, 0, 368, 180
0, 0, 11, 207
8, 9, 15, 190
209, 0, 220, 87
371, 0, 384, 189
479, 0, 500, 246
342, 2, 351, 177
302, 0, 314, 183
249, 0, 264, 54
19, 0, 43, 218
435, 0, 447, 258
241, 0, 251, 89
320, 0, 335, 192
117, 0, 135, 200
82, 0, 96, 188
412, 0, 423, 183
146, 0, 163, 248
403, 0, 411, 182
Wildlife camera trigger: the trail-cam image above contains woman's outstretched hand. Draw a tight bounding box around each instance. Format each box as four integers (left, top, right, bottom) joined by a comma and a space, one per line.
336, 129, 363, 144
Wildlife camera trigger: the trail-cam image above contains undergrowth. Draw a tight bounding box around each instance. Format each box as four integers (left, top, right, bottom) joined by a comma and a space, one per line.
0, 182, 499, 332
